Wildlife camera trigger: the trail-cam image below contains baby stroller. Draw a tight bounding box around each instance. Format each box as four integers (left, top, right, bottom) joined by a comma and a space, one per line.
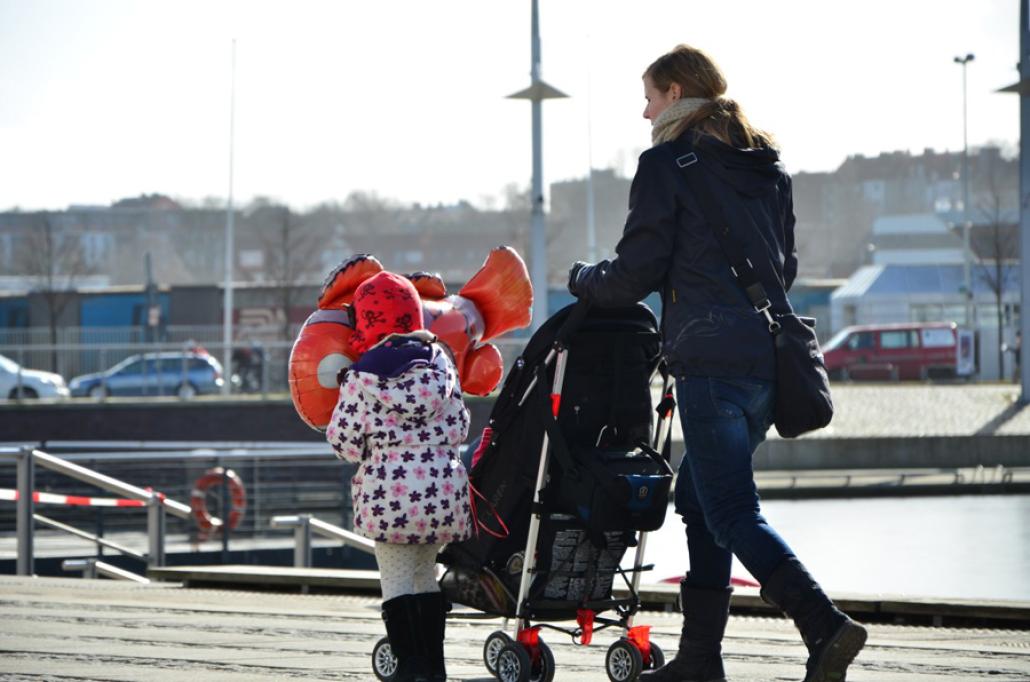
435, 301, 676, 682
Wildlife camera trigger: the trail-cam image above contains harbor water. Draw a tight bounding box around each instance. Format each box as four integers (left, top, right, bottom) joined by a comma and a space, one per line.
636, 494, 1030, 602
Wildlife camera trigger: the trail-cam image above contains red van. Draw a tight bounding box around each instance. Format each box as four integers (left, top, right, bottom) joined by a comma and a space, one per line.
823, 322, 975, 381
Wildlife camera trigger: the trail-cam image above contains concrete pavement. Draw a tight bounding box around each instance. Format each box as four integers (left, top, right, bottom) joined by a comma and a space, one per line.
1, 576, 1028, 681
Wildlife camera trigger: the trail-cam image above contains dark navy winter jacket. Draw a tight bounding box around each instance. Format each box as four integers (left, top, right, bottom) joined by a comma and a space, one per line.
573, 131, 797, 380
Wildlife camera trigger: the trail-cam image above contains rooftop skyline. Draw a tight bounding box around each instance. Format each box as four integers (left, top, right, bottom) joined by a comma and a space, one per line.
0, 0, 1019, 212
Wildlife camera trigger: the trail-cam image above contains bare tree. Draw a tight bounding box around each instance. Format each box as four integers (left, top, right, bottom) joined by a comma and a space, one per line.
260, 205, 319, 342
343, 190, 405, 213
972, 160, 1019, 377
20, 213, 94, 369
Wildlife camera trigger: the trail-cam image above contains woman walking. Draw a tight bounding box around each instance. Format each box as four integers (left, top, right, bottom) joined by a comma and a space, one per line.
568, 44, 866, 682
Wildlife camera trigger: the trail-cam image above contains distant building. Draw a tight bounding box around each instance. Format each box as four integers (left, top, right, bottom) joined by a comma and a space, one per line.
831, 206, 1020, 380
869, 213, 967, 266
792, 146, 1017, 278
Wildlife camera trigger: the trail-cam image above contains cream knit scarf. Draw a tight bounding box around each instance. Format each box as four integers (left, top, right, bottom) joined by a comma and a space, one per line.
651, 97, 711, 146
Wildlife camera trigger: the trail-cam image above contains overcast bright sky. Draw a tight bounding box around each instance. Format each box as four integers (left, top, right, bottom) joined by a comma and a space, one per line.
0, 0, 1020, 212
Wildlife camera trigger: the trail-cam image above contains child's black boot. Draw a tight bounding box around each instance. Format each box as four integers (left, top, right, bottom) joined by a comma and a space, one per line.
414, 591, 449, 682
382, 595, 431, 682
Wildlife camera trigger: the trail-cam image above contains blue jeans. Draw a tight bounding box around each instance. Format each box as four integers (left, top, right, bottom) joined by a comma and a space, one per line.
673, 376, 795, 589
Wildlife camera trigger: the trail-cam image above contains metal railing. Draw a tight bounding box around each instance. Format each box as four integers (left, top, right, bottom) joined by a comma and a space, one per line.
0, 446, 196, 575
1, 340, 286, 400
0, 441, 361, 575
270, 513, 374, 568
35, 513, 146, 560
0, 324, 288, 379
757, 464, 1021, 490
62, 558, 150, 583
0, 335, 528, 401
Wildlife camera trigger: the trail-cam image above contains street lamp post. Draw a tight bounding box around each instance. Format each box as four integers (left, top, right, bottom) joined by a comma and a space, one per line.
507, 0, 567, 332
954, 53, 975, 331
998, 2, 1030, 400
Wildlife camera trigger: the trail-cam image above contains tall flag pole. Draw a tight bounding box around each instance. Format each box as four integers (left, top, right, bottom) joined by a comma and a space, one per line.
221, 39, 237, 395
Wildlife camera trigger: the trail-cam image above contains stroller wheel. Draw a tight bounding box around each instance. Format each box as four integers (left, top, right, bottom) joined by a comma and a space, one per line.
645, 642, 665, 670
496, 642, 532, 682
371, 636, 397, 681
484, 630, 513, 676
606, 638, 643, 682
532, 639, 556, 682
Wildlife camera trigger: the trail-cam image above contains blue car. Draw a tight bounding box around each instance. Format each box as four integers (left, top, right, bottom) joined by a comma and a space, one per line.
69, 352, 225, 399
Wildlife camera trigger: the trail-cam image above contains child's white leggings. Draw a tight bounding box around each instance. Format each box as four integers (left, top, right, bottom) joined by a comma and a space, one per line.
374, 542, 443, 601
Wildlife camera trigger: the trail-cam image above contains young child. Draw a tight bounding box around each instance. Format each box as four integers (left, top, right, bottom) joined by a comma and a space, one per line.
326, 270, 471, 682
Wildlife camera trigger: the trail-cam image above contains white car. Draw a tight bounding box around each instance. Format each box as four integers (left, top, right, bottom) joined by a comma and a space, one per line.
0, 353, 70, 400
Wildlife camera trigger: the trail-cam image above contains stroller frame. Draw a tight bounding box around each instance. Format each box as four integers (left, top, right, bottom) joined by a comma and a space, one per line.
491, 312, 677, 682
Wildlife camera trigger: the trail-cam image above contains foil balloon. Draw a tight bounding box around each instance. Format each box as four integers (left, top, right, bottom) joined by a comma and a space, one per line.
288, 246, 533, 431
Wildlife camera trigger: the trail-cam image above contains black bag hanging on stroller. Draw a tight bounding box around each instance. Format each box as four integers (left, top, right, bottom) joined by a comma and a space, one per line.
545, 435, 673, 546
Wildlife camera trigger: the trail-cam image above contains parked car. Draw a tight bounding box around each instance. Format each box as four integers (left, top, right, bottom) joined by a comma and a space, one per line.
0, 353, 70, 400
69, 351, 225, 399
823, 321, 975, 381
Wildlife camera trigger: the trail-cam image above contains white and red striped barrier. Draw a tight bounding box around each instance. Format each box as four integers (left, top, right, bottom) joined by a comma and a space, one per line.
0, 488, 146, 508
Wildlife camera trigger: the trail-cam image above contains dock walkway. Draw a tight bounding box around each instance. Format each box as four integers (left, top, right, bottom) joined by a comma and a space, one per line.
1, 576, 1028, 681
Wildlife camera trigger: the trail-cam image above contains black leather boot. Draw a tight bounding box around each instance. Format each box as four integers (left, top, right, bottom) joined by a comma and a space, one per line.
413, 591, 448, 682
382, 595, 431, 682
640, 579, 731, 682
760, 557, 867, 682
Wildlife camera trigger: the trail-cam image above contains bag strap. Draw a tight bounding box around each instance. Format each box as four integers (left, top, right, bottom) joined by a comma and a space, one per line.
636, 441, 675, 476
653, 373, 676, 464
467, 481, 510, 539
669, 138, 785, 336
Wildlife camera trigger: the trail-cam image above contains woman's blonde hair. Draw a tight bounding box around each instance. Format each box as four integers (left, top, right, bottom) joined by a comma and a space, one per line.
644, 44, 775, 149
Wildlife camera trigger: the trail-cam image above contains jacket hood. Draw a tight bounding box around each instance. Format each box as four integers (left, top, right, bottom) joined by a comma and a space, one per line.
351, 345, 455, 423
691, 133, 783, 198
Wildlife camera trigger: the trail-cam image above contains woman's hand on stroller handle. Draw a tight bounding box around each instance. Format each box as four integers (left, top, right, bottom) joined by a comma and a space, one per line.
567, 261, 590, 297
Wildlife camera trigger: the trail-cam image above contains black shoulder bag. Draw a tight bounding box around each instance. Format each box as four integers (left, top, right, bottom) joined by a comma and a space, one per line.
670, 140, 833, 438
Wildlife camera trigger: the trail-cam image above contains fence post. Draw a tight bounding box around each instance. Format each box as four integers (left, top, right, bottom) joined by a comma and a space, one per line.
98, 347, 107, 400
15, 347, 25, 402
261, 342, 269, 398
95, 506, 105, 558
16, 447, 34, 576
147, 494, 166, 568
295, 514, 313, 568
220, 462, 230, 563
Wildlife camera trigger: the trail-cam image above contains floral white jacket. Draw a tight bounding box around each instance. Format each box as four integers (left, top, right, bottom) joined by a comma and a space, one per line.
327, 343, 471, 545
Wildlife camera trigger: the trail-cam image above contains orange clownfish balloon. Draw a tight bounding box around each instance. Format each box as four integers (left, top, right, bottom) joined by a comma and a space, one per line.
288, 246, 533, 431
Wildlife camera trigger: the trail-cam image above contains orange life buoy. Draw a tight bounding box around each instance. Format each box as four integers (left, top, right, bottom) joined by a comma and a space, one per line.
190, 467, 246, 532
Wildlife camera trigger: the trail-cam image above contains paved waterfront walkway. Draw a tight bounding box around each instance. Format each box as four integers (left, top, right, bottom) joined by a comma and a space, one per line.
794, 383, 1030, 439
1, 576, 1028, 681
654, 383, 1030, 442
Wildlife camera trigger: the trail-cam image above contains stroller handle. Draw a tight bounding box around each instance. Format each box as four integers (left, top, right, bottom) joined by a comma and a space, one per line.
553, 299, 591, 348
